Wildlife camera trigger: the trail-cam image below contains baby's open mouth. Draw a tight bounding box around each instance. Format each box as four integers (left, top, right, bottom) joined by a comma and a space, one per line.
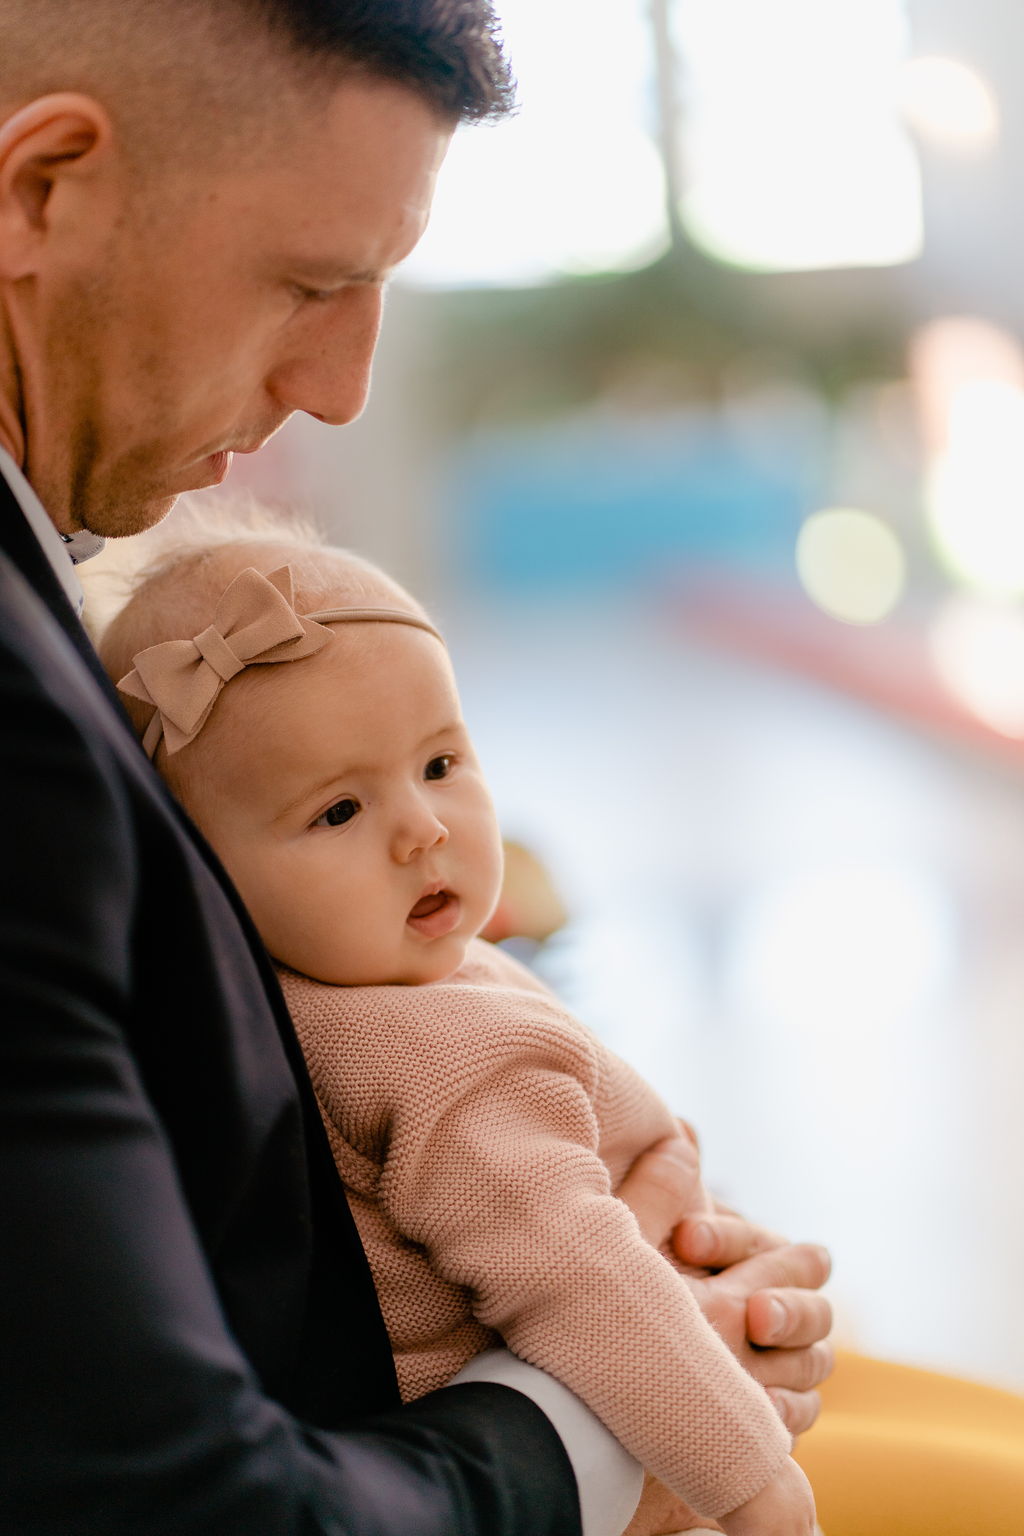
406, 889, 462, 938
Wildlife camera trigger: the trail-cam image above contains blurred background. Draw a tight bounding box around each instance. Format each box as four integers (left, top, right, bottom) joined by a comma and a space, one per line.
229, 0, 1024, 1392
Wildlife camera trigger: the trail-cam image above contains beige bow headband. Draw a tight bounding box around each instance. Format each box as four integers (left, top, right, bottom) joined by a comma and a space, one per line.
116, 563, 443, 759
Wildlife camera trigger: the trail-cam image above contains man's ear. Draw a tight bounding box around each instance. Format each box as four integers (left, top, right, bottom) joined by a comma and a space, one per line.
0, 94, 113, 279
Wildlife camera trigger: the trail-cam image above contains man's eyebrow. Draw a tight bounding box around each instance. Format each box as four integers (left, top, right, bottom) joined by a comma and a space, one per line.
289, 258, 390, 286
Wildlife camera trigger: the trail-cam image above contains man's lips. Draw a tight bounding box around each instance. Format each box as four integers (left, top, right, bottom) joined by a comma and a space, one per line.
407, 889, 462, 938
197, 437, 277, 480
184, 438, 280, 494
206, 450, 233, 484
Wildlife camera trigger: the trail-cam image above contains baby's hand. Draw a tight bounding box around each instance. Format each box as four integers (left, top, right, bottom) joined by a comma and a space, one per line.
719, 1456, 816, 1536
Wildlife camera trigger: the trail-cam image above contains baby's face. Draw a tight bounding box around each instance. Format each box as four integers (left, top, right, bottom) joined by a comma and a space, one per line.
184, 622, 504, 986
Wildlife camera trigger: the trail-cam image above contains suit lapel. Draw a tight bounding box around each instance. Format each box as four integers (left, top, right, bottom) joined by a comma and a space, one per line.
0, 468, 401, 1416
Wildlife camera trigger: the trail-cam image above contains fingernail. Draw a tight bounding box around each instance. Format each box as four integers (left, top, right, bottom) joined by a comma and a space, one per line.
687, 1221, 715, 1262
766, 1297, 788, 1340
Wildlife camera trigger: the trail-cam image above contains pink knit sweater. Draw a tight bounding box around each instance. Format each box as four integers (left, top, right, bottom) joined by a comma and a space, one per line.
279, 940, 790, 1521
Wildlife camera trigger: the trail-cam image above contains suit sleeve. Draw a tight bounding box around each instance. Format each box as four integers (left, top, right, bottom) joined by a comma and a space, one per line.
0, 643, 581, 1535
361, 982, 791, 1521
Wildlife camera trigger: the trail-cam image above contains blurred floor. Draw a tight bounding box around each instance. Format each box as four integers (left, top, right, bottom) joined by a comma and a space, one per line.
447, 591, 1024, 1394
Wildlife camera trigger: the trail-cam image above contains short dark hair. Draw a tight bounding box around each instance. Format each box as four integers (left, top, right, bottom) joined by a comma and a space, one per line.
252, 0, 515, 122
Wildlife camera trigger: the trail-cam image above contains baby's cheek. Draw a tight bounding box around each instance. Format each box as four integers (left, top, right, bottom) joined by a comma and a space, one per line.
249, 859, 336, 974
298, 902, 394, 987
213, 843, 281, 939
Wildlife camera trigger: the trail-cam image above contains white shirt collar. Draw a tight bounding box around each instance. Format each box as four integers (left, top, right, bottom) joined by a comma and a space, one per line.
0, 446, 105, 617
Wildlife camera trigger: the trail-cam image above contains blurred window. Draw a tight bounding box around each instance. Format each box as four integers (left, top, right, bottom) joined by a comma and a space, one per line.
674, 0, 923, 271
403, 0, 668, 287
403, 0, 925, 288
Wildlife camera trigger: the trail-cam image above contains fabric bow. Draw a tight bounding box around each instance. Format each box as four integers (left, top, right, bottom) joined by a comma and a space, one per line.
117, 565, 334, 757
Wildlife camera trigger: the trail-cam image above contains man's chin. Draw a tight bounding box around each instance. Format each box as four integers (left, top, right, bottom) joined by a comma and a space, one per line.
84, 492, 182, 540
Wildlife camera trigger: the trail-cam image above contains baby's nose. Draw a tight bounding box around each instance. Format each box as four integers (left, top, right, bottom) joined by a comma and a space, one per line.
392, 802, 449, 862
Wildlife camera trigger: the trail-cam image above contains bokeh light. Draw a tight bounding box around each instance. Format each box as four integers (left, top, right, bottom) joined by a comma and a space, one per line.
796, 508, 906, 625
926, 381, 1024, 594
910, 318, 1024, 595
930, 595, 1024, 739
909, 316, 1024, 456
898, 55, 1000, 155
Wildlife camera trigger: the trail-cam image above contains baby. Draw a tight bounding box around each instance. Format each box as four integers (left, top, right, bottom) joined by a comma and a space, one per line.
98, 527, 815, 1536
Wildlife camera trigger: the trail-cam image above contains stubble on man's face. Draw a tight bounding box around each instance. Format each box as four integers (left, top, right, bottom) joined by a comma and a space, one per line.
17, 79, 451, 539
26, 255, 182, 538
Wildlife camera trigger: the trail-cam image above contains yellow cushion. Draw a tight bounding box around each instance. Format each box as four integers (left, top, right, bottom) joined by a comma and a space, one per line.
795, 1350, 1024, 1536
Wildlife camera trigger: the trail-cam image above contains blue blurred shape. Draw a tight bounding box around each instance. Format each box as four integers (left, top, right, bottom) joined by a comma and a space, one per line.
449, 412, 822, 592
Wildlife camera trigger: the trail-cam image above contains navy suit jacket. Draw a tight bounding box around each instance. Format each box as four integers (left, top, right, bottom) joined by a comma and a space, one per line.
0, 469, 581, 1536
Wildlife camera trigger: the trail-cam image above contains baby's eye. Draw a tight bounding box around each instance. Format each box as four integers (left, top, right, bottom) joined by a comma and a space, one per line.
424, 755, 453, 782
314, 797, 361, 828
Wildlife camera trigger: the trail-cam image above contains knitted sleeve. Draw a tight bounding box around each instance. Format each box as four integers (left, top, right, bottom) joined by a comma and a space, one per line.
281, 947, 790, 1520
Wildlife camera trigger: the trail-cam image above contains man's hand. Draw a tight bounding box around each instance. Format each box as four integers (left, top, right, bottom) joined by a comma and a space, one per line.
684, 1242, 832, 1436
720, 1455, 816, 1536
617, 1133, 833, 1437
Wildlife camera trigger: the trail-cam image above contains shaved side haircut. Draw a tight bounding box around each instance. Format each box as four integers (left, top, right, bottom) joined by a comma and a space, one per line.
0, 0, 514, 173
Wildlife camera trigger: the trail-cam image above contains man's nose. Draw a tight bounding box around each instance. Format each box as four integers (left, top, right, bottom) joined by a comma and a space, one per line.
391, 793, 449, 864
268, 284, 385, 427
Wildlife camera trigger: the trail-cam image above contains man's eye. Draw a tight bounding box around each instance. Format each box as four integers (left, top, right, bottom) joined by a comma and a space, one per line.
424, 755, 453, 781
291, 283, 334, 304
314, 798, 360, 828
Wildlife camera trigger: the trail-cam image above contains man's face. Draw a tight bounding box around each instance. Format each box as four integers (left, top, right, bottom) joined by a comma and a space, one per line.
21, 78, 451, 535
